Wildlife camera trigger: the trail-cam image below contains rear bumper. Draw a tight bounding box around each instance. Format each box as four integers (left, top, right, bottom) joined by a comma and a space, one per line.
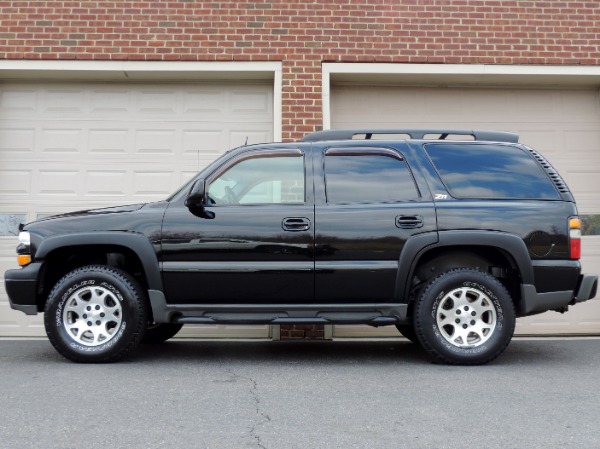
574, 273, 598, 303
4, 263, 42, 315
519, 273, 598, 316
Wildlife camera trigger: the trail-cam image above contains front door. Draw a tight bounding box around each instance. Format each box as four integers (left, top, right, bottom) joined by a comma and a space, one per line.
161, 148, 314, 304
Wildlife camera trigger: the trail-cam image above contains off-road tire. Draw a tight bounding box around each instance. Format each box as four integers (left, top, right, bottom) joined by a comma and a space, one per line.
414, 268, 515, 365
44, 265, 148, 363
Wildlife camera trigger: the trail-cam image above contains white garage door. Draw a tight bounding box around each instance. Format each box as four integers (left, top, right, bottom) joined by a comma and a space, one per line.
331, 85, 600, 337
0, 81, 274, 338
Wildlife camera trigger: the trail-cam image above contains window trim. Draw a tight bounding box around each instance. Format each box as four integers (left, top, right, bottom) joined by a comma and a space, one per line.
423, 142, 562, 201
323, 146, 421, 205
325, 147, 404, 161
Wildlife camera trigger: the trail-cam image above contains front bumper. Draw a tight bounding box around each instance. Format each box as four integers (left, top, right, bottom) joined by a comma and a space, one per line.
4, 262, 43, 315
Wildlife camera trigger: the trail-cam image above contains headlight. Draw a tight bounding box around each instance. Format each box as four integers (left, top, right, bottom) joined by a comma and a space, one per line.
17, 231, 31, 267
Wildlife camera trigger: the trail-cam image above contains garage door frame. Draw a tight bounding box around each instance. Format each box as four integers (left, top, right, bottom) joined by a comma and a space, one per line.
0, 59, 283, 141
0, 60, 282, 339
322, 62, 600, 130
322, 62, 600, 337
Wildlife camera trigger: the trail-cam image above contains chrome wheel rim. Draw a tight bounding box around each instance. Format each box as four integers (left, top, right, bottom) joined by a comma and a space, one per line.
436, 286, 497, 348
62, 285, 123, 347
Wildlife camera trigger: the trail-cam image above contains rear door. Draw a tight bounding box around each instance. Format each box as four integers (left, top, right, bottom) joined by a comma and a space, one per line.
313, 144, 436, 302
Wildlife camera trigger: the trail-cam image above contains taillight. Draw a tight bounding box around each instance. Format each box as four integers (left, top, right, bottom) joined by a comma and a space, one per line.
569, 217, 581, 260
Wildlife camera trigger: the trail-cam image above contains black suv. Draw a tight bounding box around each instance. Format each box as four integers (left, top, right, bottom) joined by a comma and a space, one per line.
4, 129, 598, 364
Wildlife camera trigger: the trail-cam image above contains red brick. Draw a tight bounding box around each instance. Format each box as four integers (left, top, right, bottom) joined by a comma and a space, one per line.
2, 1, 600, 167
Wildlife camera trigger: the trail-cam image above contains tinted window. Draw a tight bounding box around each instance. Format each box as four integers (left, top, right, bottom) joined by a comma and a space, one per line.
208, 155, 304, 205
426, 143, 560, 200
325, 152, 419, 203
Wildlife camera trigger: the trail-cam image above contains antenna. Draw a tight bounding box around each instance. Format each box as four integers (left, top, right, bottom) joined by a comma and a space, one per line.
245, 136, 248, 146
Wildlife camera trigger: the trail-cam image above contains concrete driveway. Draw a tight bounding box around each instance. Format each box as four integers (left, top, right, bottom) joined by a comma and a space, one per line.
0, 337, 599, 449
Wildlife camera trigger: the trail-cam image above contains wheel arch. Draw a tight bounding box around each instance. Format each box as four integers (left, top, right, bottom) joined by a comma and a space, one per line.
34, 232, 163, 311
397, 231, 533, 307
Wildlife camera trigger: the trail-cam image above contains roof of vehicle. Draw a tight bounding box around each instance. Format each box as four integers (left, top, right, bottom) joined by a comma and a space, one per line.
300, 129, 519, 143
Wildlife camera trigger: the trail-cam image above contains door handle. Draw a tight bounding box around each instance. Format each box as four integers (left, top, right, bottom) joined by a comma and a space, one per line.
282, 217, 311, 232
396, 215, 423, 229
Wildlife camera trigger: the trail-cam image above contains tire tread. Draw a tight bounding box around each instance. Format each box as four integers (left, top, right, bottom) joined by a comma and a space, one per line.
414, 267, 516, 365
44, 265, 148, 363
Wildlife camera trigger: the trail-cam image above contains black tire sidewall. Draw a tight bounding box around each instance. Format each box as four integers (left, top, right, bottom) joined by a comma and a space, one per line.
415, 269, 515, 365
44, 266, 147, 362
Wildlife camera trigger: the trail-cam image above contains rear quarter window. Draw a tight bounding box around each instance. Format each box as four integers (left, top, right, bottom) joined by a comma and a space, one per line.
425, 143, 561, 200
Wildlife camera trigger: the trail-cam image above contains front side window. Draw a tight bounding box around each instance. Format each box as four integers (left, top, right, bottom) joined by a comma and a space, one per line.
324, 150, 419, 203
425, 143, 560, 200
207, 154, 305, 205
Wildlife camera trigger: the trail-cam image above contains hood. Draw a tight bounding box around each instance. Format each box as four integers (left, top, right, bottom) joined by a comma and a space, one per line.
34, 204, 146, 223
22, 202, 169, 239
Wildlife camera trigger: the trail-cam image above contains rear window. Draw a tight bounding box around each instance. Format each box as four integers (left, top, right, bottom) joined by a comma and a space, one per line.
425, 143, 561, 200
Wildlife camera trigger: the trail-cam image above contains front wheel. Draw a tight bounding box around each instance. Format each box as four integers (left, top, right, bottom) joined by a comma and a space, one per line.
414, 268, 515, 365
44, 265, 148, 363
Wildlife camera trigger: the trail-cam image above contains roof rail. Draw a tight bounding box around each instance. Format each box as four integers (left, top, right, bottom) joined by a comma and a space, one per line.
300, 129, 519, 143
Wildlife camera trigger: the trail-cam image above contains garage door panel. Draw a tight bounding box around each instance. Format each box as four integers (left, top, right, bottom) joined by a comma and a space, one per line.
0, 127, 35, 152
184, 130, 222, 155
0, 81, 273, 338
563, 129, 600, 154
567, 171, 600, 214
86, 170, 128, 196
89, 128, 130, 153
559, 89, 600, 117
331, 84, 600, 337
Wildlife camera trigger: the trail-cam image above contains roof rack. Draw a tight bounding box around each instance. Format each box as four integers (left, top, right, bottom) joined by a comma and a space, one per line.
300, 129, 519, 143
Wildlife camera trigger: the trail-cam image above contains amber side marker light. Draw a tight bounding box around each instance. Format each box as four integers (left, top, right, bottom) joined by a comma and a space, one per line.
569, 217, 581, 260
17, 254, 31, 267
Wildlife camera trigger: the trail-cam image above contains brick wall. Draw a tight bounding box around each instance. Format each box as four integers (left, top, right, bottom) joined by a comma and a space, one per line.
1, 0, 599, 140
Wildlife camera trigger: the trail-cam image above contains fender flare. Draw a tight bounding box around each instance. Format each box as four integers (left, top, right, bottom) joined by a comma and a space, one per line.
35, 232, 163, 291
396, 230, 533, 301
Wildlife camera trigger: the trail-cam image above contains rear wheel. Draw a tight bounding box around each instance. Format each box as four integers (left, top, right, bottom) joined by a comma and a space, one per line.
414, 268, 515, 365
44, 265, 148, 363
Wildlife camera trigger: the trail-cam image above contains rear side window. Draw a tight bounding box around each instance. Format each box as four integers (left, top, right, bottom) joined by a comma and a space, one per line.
425, 143, 560, 200
324, 149, 419, 203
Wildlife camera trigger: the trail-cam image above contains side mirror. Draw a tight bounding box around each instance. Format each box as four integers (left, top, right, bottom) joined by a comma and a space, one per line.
184, 179, 206, 209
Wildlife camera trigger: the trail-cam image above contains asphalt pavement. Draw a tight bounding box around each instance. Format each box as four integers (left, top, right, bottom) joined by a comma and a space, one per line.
0, 337, 599, 449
